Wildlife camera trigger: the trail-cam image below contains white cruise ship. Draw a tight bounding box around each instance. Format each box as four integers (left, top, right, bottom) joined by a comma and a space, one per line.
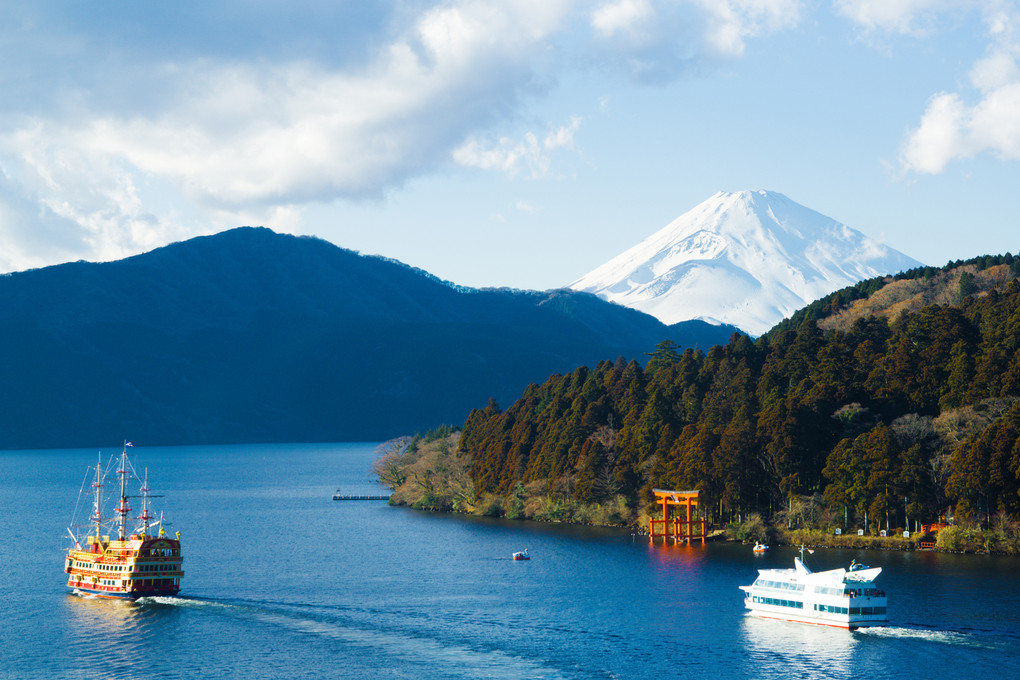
739, 551, 888, 629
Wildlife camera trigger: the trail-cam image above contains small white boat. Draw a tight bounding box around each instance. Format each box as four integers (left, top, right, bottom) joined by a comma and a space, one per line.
739, 548, 888, 629
752, 542, 769, 553
512, 549, 530, 560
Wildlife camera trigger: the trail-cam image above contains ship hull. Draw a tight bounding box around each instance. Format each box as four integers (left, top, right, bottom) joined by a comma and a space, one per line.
70, 586, 180, 600
745, 608, 887, 630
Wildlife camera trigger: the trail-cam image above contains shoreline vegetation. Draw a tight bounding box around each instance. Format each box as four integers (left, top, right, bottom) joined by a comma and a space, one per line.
374, 431, 1020, 556
376, 258, 1020, 558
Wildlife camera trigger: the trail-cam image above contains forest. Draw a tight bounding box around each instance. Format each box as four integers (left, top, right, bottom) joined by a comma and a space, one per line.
379, 255, 1020, 551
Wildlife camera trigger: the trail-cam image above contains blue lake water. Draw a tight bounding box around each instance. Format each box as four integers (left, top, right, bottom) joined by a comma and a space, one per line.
1, 442, 1018, 679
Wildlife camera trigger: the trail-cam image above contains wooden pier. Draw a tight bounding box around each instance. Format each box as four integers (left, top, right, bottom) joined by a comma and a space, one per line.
332, 493, 392, 501
648, 489, 706, 543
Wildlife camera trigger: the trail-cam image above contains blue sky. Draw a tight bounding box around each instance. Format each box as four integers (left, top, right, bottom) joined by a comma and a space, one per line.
1, 1, 1018, 289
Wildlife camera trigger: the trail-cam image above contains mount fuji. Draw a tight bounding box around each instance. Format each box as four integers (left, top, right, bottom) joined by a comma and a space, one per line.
569, 190, 923, 336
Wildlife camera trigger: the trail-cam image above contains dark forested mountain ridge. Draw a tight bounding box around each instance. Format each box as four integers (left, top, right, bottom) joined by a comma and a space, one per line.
0, 227, 737, 449
459, 254, 1020, 530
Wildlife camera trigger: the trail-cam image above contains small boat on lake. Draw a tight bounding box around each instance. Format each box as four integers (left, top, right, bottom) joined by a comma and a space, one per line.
752, 542, 769, 553
512, 549, 530, 560
739, 548, 887, 629
64, 443, 183, 599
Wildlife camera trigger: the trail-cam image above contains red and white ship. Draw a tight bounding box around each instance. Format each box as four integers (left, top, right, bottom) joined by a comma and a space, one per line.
64, 443, 183, 599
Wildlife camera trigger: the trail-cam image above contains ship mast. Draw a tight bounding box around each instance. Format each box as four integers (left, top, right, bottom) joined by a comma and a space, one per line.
91, 451, 103, 540
138, 468, 154, 536
114, 442, 132, 541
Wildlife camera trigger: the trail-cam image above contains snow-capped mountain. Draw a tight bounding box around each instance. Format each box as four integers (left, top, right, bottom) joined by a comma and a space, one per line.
569, 190, 923, 336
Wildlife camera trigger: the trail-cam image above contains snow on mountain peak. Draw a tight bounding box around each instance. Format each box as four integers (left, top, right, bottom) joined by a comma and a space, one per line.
569, 190, 923, 336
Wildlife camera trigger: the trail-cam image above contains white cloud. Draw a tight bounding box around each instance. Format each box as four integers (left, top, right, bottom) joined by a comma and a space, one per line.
0, 0, 805, 272
900, 92, 970, 173
586, 0, 802, 81
834, 0, 952, 35
695, 0, 802, 57
895, 2, 1020, 174
452, 117, 582, 177
902, 79, 1020, 175
544, 116, 583, 150
0, 123, 203, 269
592, 0, 654, 38
0, 1, 580, 270
966, 80, 1020, 163
970, 51, 1020, 91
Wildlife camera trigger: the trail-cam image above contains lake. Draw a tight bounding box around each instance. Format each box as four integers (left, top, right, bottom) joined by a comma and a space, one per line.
1, 442, 1018, 679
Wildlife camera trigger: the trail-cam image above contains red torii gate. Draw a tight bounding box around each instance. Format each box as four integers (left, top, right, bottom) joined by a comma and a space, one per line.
649, 489, 706, 543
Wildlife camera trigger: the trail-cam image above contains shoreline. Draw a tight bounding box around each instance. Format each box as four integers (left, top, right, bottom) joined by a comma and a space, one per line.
389, 497, 1020, 556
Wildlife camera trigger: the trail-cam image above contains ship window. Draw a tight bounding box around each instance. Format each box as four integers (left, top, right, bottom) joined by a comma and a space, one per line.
758, 580, 806, 592
758, 596, 803, 609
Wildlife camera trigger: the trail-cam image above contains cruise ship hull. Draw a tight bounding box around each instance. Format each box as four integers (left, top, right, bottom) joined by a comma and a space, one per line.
745, 607, 888, 630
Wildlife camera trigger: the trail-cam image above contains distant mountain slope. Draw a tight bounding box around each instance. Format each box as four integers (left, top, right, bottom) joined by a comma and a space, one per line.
0, 227, 737, 449
570, 190, 923, 336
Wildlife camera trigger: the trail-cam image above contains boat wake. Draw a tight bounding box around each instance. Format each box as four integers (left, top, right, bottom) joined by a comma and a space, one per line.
70, 589, 101, 599
857, 624, 1009, 650
133, 595, 576, 679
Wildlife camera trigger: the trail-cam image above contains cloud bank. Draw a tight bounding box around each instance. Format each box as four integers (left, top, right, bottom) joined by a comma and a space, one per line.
4, 1, 1019, 274
0, 0, 806, 272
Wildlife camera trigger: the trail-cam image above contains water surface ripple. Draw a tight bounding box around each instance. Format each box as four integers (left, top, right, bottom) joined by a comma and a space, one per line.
2, 443, 1018, 679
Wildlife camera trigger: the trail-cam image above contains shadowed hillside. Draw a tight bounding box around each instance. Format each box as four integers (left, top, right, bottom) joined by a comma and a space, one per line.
0, 227, 737, 448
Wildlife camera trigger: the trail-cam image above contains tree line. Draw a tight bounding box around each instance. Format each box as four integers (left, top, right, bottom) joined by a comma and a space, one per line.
458, 258, 1020, 533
